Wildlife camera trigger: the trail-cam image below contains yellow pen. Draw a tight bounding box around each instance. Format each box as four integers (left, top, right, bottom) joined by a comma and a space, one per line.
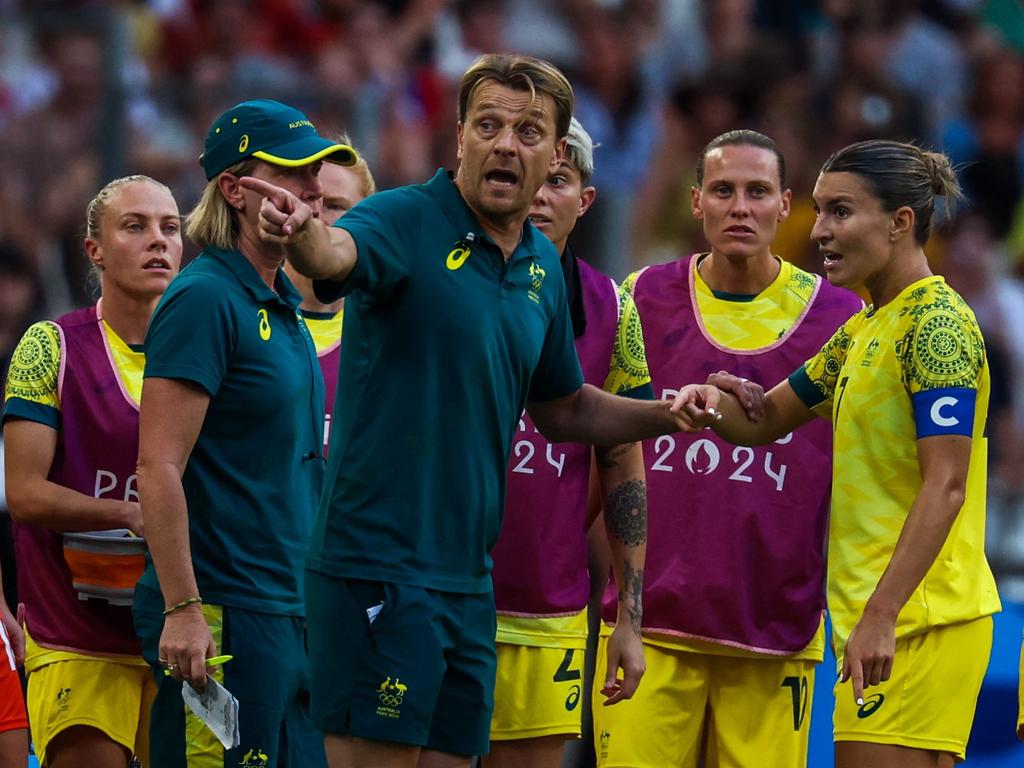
164, 654, 233, 675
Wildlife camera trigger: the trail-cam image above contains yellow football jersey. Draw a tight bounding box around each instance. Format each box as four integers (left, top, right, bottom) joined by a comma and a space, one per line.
796, 276, 1000, 659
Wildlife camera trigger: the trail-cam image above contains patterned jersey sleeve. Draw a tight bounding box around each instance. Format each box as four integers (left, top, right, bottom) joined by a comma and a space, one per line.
602, 282, 653, 398
898, 295, 985, 438
788, 319, 857, 419
3, 321, 62, 429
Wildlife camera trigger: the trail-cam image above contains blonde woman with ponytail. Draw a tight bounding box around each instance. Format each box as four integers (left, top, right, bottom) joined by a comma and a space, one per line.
669, 140, 1000, 767
3, 175, 182, 768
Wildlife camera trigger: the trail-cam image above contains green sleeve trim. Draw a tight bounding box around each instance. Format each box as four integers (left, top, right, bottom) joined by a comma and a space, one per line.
620, 382, 655, 401
2, 398, 60, 430
788, 365, 826, 409
710, 289, 758, 302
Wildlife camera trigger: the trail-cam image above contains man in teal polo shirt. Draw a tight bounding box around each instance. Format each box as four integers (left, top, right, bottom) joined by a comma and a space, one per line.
243, 55, 695, 768
133, 99, 355, 768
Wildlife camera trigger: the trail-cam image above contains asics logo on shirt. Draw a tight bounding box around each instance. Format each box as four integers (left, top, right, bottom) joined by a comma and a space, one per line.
930, 396, 960, 427
446, 246, 471, 271
258, 308, 272, 341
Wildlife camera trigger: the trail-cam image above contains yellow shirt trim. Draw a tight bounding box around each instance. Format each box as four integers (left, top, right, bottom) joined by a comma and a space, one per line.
600, 615, 826, 662
302, 310, 343, 356
693, 256, 818, 350
103, 321, 145, 406
496, 610, 589, 650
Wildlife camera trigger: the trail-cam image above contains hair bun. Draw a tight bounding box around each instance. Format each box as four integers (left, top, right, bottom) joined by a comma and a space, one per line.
921, 151, 961, 199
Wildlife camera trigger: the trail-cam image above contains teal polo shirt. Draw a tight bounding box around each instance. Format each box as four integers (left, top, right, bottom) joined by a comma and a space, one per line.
308, 169, 584, 593
141, 246, 325, 615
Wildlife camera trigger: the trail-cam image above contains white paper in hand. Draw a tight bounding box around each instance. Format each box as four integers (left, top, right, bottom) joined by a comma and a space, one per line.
181, 677, 241, 748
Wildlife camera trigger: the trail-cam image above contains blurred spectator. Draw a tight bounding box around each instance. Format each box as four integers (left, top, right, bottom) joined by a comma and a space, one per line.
811, 0, 966, 141
0, 27, 104, 309
942, 49, 1024, 239
571, 8, 661, 275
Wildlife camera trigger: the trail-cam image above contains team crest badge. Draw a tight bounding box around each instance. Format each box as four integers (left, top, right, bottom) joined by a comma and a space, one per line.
240, 748, 269, 768
376, 676, 408, 719
528, 261, 546, 304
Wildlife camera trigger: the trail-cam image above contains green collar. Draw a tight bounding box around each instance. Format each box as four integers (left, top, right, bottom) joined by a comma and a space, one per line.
423, 169, 543, 265
204, 246, 302, 309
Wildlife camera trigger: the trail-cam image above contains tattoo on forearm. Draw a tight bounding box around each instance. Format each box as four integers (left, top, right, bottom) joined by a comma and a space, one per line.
605, 479, 647, 547
596, 442, 636, 469
618, 560, 643, 635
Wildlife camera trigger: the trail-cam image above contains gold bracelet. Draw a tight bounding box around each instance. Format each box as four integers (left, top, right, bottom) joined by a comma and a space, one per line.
163, 596, 202, 616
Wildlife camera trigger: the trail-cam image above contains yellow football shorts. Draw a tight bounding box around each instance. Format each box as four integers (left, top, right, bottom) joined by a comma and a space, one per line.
27, 654, 155, 766
834, 616, 993, 761
490, 641, 586, 740
592, 637, 816, 767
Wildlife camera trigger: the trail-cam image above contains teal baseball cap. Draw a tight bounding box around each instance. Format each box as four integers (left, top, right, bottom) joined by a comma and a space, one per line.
200, 99, 356, 179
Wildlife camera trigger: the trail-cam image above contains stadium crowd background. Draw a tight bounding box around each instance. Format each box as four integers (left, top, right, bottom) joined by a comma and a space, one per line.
1, 0, 1024, 763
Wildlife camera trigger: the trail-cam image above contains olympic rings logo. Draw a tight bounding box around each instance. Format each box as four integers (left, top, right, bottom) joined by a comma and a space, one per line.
379, 693, 404, 706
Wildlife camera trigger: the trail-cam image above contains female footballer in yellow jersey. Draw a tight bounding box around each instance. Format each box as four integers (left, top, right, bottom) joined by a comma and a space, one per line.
671, 140, 1000, 767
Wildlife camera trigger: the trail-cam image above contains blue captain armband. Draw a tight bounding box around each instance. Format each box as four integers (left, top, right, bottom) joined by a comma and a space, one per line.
912, 387, 976, 438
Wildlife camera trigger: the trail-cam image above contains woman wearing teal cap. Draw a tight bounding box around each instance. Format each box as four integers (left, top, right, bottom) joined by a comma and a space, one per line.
133, 100, 355, 768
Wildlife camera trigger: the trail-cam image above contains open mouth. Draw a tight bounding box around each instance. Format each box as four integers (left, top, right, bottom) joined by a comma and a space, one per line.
143, 257, 171, 271
528, 213, 552, 226
821, 250, 843, 267
485, 169, 519, 188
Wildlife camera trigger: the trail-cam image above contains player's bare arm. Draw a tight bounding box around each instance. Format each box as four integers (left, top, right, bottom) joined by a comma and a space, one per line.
595, 441, 647, 706
672, 380, 815, 445
4, 419, 143, 534
841, 433, 971, 705
239, 175, 358, 283
137, 376, 217, 688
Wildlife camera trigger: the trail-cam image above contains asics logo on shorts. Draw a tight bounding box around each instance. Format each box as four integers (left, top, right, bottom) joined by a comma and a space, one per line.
857, 693, 885, 718
258, 308, 272, 341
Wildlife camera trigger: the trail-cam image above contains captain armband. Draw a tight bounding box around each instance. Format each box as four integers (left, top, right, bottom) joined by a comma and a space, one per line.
911, 387, 976, 438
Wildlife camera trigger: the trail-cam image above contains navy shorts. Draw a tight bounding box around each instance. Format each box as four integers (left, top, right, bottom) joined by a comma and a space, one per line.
305, 570, 496, 756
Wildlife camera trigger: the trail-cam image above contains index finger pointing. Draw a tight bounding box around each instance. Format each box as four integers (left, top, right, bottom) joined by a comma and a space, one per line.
851, 663, 865, 706
239, 176, 289, 206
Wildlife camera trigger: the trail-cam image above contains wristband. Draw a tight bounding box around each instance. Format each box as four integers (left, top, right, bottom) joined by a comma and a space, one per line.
163, 596, 202, 616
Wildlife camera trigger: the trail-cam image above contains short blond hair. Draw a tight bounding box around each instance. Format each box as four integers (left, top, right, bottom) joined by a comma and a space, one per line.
458, 54, 574, 140
184, 158, 257, 250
